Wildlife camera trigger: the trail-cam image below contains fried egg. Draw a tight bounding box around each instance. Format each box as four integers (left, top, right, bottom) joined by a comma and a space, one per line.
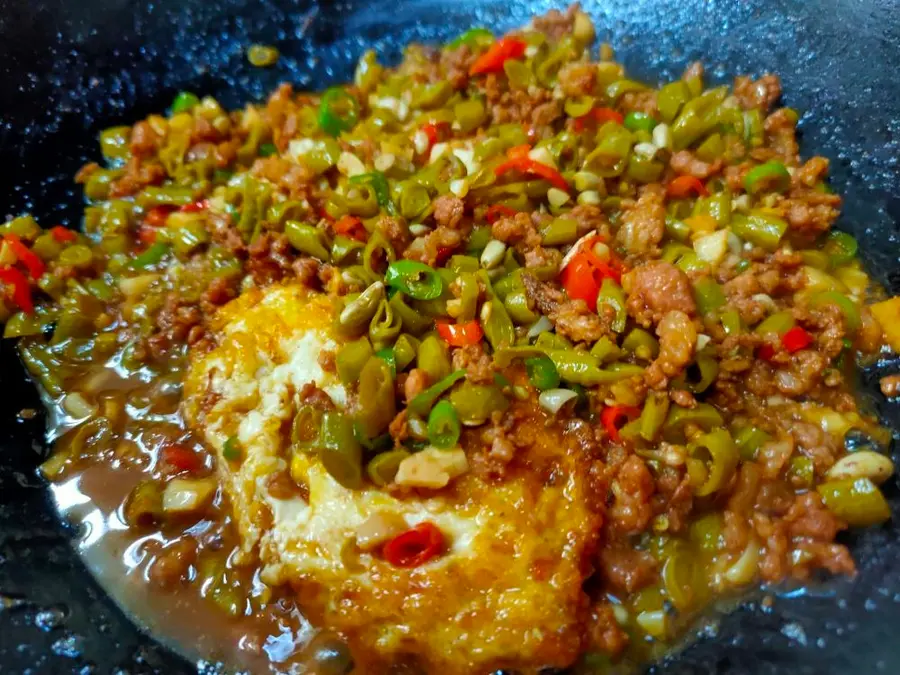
183, 283, 601, 673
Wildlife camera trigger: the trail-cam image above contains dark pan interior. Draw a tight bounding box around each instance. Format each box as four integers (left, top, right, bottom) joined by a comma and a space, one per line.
1, 0, 900, 672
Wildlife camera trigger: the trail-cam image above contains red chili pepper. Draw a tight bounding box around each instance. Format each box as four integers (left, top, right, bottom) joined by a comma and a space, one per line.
573, 107, 624, 132
333, 214, 367, 241
180, 199, 209, 213
757, 343, 776, 361
436, 319, 484, 347
161, 445, 202, 473
319, 207, 335, 223
782, 326, 814, 353
50, 226, 77, 243
382, 522, 445, 567
420, 121, 450, 151
600, 405, 641, 443
3, 234, 45, 280
485, 204, 518, 224
434, 246, 455, 267
495, 153, 569, 191
560, 236, 623, 310
0, 267, 34, 314
469, 38, 527, 76
667, 175, 709, 199
136, 224, 159, 245
506, 144, 532, 160
143, 206, 173, 228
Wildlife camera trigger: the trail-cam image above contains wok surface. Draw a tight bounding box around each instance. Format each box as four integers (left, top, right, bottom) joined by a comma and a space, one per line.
1, 0, 900, 672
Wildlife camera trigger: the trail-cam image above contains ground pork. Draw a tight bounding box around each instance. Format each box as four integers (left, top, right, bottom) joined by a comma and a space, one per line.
598, 545, 657, 595
558, 61, 597, 97
440, 45, 474, 90
616, 184, 666, 255
532, 4, 577, 40
403, 226, 462, 266
733, 74, 782, 111
246, 232, 295, 285
451, 343, 495, 384
432, 195, 465, 229
609, 455, 655, 533
521, 273, 610, 343
625, 261, 696, 327
645, 310, 697, 389
670, 150, 723, 179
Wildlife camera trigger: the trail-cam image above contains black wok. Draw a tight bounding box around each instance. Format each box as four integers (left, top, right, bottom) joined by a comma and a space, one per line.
1, 0, 900, 672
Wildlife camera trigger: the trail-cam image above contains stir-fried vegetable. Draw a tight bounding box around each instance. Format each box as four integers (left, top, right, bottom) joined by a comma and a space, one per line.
10, 9, 900, 668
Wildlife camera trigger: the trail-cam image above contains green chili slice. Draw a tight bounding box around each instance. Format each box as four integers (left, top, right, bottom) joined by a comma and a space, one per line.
349, 171, 395, 215
663, 403, 724, 441
129, 243, 169, 269
449, 382, 509, 426
318, 412, 363, 489
744, 161, 791, 195
624, 111, 657, 133
367, 449, 410, 486
447, 27, 493, 49
733, 425, 771, 461
821, 230, 858, 267
638, 391, 670, 442
418, 334, 452, 382
525, 355, 560, 390
393, 334, 420, 371
817, 478, 891, 527
675, 353, 719, 393
754, 310, 794, 336
409, 369, 467, 417
688, 428, 739, 497
477, 270, 515, 350
597, 278, 627, 332
285, 221, 330, 261
731, 210, 788, 250
384, 260, 443, 300
356, 357, 396, 438
247, 44, 280, 67
428, 400, 461, 448
292, 404, 324, 451
318, 87, 359, 137
657, 81, 691, 123
808, 290, 860, 332
171, 91, 200, 114
222, 436, 242, 463
375, 347, 397, 378
621, 328, 659, 361
692, 277, 726, 316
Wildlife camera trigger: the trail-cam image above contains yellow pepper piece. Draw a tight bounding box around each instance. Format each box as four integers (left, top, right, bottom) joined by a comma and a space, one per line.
870, 296, 900, 353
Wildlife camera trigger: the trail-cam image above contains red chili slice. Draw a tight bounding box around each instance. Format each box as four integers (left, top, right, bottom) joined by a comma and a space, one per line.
333, 215, 367, 241
667, 175, 709, 199
382, 522, 445, 567
0, 266, 34, 314
436, 319, 484, 347
782, 326, 814, 353
484, 204, 518, 224
600, 405, 641, 442
469, 38, 527, 76
4, 234, 45, 280
50, 226, 77, 243
160, 445, 202, 473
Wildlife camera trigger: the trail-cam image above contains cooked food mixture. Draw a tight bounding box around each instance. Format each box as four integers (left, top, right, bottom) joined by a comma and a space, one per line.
6, 4, 900, 673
